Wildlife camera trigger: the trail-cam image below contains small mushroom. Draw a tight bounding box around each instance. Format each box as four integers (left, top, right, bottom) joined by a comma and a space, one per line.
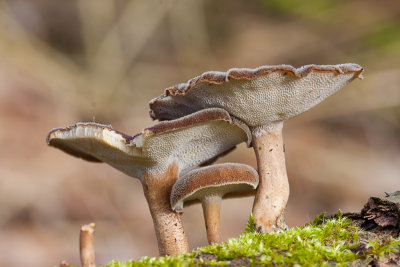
47, 108, 250, 255
170, 163, 259, 244
149, 64, 364, 232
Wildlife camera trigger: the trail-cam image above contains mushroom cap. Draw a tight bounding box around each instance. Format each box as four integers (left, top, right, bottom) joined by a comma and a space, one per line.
149, 64, 364, 128
47, 108, 251, 181
170, 163, 259, 212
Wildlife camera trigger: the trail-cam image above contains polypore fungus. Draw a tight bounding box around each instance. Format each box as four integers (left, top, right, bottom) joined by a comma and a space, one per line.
170, 163, 259, 244
47, 108, 250, 255
150, 64, 364, 232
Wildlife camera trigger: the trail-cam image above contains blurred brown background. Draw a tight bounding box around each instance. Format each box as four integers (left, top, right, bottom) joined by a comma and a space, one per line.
0, 0, 399, 266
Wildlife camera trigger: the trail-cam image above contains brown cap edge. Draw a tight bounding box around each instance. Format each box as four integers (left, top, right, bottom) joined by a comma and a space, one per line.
144, 108, 232, 136
149, 64, 364, 119
170, 163, 259, 210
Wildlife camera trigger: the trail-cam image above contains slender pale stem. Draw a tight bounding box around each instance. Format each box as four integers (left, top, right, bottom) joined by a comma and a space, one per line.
80, 223, 96, 267
251, 123, 289, 232
202, 195, 222, 244
142, 163, 189, 256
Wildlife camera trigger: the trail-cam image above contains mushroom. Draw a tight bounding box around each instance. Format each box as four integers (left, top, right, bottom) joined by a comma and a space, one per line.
149, 64, 364, 232
46, 108, 250, 255
170, 163, 259, 244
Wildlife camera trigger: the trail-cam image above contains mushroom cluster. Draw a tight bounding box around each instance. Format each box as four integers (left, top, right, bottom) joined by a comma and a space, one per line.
47, 108, 252, 256
47, 63, 363, 258
149, 64, 364, 232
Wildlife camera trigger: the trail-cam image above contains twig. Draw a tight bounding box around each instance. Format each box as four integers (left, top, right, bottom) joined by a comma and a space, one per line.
80, 223, 96, 267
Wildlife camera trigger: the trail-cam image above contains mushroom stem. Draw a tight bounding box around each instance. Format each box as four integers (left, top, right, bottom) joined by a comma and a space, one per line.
202, 195, 222, 244
251, 122, 289, 233
142, 163, 189, 256
80, 223, 96, 267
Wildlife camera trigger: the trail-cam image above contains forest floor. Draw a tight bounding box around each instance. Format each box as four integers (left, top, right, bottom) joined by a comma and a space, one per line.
98, 192, 400, 266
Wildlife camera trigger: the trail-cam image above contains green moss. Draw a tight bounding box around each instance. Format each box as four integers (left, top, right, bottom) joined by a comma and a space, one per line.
366, 237, 400, 259
104, 213, 400, 267
244, 213, 256, 233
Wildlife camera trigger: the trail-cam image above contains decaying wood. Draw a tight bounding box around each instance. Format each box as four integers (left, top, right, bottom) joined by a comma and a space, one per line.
345, 191, 400, 238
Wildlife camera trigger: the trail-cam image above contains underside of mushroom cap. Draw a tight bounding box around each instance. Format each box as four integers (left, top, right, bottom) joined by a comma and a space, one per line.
149, 64, 364, 128
47, 122, 150, 178
47, 122, 141, 161
170, 163, 259, 212
47, 108, 251, 180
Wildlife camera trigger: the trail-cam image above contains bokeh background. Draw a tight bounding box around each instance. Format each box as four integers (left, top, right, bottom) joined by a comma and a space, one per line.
0, 0, 399, 266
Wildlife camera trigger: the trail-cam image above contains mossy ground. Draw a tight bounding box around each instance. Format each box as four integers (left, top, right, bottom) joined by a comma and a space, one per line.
105, 213, 400, 267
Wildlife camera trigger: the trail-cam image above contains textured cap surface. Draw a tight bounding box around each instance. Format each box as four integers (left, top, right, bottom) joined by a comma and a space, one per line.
150, 64, 364, 127
47, 108, 250, 180
171, 163, 259, 212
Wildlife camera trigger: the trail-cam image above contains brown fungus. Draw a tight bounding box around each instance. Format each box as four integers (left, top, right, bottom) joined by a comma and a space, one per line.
171, 163, 259, 244
150, 63, 364, 232
47, 108, 250, 255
